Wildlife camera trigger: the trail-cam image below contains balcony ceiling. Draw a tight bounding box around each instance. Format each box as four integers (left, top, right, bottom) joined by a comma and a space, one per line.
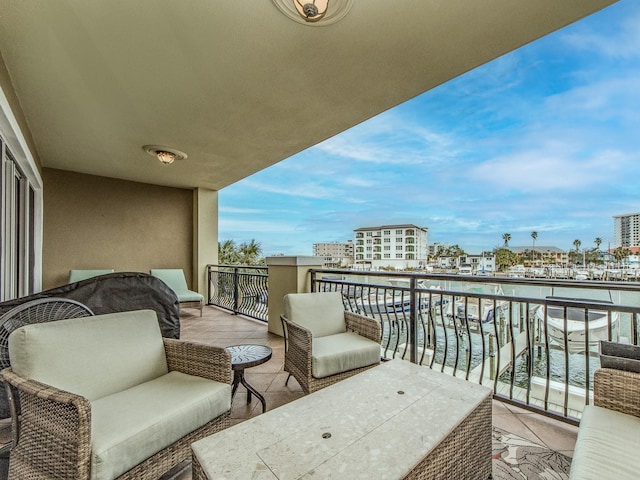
0, 0, 616, 190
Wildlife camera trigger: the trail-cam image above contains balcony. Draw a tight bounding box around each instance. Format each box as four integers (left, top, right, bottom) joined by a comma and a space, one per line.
104, 306, 578, 479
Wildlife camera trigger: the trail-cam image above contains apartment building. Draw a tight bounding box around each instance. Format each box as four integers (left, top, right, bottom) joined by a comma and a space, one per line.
313, 241, 354, 268
614, 213, 640, 248
354, 224, 428, 270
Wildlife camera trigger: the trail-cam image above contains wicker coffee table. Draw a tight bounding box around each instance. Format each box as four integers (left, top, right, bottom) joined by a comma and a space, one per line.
226, 344, 272, 413
192, 359, 492, 479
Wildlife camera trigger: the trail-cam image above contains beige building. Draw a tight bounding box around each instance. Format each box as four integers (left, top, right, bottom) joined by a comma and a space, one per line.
614, 213, 640, 249
354, 224, 428, 270
313, 241, 354, 268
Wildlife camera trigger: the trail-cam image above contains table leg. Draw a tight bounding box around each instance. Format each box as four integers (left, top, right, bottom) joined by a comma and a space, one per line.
231, 369, 267, 413
240, 375, 267, 413
231, 369, 243, 400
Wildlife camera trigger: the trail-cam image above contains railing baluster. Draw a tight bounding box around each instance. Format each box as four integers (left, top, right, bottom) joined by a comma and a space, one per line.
208, 266, 640, 424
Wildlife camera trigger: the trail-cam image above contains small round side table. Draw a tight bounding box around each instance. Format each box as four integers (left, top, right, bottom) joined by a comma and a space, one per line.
226, 344, 272, 414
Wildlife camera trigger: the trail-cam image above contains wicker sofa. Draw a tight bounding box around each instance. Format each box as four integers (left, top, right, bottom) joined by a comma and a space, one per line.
1, 309, 231, 480
569, 367, 640, 479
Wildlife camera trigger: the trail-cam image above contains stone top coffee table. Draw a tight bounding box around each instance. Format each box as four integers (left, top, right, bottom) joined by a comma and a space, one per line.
226, 344, 272, 414
192, 359, 492, 479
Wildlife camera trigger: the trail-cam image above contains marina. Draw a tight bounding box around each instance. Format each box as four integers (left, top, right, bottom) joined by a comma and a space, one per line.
312, 269, 640, 421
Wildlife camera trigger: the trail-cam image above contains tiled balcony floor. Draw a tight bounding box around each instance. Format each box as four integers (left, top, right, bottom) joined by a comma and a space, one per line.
164, 305, 579, 479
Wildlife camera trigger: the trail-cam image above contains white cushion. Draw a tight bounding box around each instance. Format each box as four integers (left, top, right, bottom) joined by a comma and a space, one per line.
284, 292, 347, 338
311, 332, 380, 378
90, 371, 231, 480
569, 405, 640, 480
9, 310, 168, 401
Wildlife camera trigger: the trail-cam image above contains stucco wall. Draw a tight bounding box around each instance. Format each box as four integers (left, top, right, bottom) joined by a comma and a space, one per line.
43, 168, 193, 289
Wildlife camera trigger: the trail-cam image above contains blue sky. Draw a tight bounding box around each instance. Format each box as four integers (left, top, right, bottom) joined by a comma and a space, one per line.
220, 1, 640, 257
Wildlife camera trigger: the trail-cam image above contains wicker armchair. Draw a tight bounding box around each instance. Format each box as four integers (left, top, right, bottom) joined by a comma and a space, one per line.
1, 310, 232, 480
281, 292, 381, 394
593, 367, 640, 418
568, 367, 640, 480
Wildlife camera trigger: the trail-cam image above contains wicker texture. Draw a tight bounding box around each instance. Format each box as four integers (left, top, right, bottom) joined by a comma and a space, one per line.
402, 396, 492, 480
282, 311, 381, 394
594, 367, 640, 418
191, 453, 207, 480
1, 341, 232, 479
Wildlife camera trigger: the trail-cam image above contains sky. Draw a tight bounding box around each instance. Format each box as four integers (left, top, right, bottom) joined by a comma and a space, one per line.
219, 1, 640, 257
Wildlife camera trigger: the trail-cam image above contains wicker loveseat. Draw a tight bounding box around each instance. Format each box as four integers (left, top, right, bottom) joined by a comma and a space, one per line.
1, 309, 232, 480
569, 367, 640, 479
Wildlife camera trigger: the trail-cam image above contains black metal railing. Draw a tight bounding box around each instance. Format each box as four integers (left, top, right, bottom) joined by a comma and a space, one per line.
311, 269, 640, 424
207, 265, 268, 322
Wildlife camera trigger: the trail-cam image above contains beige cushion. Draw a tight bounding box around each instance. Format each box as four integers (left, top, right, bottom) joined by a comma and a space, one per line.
311, 332, 380, 378
284, 292, 347, 338
9, 310, 168, 401
90, 371, 231, 480
569, 405, 640, 480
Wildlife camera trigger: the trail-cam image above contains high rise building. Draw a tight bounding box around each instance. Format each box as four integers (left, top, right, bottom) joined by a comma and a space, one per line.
354, 224, 428, 270
614, 213, 640, 248
313, 241, 354, 267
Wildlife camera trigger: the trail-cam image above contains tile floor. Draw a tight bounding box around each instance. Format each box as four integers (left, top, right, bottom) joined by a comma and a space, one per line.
163, 305, 579, 479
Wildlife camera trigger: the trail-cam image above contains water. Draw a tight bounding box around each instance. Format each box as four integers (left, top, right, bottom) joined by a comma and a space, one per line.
378, 281, 640, 390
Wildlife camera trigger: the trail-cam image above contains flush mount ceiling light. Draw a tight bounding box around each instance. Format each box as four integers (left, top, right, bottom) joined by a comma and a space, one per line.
142, 145, 188, 165
272, 0, 353, 26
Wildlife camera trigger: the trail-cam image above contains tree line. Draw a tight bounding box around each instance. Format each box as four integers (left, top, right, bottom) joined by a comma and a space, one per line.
218, 239, 265, 266
435, 232, 633, 271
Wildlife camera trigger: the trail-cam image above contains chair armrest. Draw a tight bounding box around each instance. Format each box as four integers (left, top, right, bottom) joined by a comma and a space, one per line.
0, 368, 92, 479
281, 315, 313, 367
344, 311, 381, 343
594, 368, 640, 418
163, 339, 232, 385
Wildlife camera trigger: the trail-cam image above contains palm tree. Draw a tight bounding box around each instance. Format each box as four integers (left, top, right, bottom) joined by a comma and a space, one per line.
573, 239, 582, 266
502, 233, 511, 247
218, 239, 239, 264
239, 239, 263, 265
573, 239, 581, 251
531, 231, 538, 262
594, 237, 602, 251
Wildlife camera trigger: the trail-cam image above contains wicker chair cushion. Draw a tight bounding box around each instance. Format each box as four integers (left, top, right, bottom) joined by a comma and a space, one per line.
150, 269, 204, 303
570, 405, 640, 480
9, 310, 168, 401
90, 371, 231, 480
311, 332, 381, 379
284, 292, 347, 338
69, 269, 115, 283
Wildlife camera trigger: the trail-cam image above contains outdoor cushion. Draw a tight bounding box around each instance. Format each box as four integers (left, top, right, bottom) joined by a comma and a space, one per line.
569, 405, 640, 480
69, 269, 115, 283
8, 310, 168, 401
90, 371, 231, 480
150, 269, 204, 303
284, 292, 347, 338
311, 332, 380, 378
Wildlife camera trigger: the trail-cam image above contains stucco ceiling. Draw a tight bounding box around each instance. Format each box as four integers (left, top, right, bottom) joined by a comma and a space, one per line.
0, 0, 616, 191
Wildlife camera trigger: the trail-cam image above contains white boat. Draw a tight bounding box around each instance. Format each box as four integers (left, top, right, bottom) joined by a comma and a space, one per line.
355, 288, 439, 315
534, 298, 619, 354
447, 297, 507, 325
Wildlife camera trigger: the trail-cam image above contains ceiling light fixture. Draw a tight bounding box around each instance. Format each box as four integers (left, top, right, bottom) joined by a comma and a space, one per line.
142, 145, 188, 165
272, 0, 353, 26
295, 0, 328, 22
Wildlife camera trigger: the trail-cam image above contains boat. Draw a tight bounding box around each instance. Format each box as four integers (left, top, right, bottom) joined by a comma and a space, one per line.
534, 297, 619, 354
447, 297, 507, 325
356, 291, 431, 315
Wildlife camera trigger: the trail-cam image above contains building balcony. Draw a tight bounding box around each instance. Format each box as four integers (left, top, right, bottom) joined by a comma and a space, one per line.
127, 306, 578, 478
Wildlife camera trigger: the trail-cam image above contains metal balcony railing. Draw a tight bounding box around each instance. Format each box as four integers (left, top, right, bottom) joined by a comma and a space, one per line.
311, 269, 640, 425
207, 265, 268, 322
